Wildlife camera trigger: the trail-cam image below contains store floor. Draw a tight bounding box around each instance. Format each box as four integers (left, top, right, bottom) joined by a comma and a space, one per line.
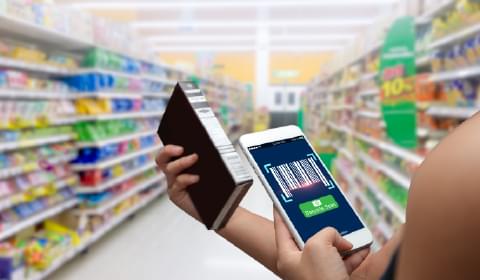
51, 161, 279, 279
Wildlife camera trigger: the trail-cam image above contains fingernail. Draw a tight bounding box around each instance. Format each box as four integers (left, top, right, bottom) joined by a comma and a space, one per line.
192, 175, 200, 182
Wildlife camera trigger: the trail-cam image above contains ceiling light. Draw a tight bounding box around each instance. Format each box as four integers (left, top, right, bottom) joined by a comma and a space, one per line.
133, 19, 375, 29
153, 46, 256, 52
147, 34, 356, 43
147, 35, 256, 43
72, 0, 399, 10
152, 45, 343, 52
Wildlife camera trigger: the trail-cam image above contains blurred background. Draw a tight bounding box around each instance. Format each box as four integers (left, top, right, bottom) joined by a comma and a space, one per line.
0, 0, 476, 279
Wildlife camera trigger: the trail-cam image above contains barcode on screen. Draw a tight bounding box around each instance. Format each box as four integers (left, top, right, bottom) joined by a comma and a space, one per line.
269, 158, 329, 198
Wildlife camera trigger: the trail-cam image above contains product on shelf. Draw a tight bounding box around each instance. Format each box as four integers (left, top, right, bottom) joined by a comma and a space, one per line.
431, 0, 480, 40
77, 169, 157, 208
78, 153, 154, 187
73, 118, 158, 142
74, 98, 165, 115
0, 38, 79, 69
73, 134, 159, 165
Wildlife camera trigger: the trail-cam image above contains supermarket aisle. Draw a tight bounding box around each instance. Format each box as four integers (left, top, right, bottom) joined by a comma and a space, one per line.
51, 163, 278, 280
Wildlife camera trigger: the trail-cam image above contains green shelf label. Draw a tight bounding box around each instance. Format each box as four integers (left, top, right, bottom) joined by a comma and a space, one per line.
299, 195, 338, 218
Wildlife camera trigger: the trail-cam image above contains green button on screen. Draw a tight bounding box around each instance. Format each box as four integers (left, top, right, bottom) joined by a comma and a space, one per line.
299, 195, 339, 218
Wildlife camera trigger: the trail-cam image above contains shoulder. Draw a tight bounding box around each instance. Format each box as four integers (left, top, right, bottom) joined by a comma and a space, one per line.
396, 113, 480, 279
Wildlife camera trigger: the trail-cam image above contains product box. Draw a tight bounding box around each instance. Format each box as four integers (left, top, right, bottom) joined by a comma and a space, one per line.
158, 82, 253, 230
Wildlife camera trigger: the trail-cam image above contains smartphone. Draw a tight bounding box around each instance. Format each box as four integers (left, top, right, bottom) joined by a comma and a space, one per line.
239, 125, 372, 251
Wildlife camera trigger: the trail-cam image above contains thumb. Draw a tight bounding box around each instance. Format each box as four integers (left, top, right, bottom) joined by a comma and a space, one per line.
316, 227, 353, 252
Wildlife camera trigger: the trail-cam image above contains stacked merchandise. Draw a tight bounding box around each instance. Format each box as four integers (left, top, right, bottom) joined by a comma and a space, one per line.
304, 0, 480, 250
0, 1, 253, 279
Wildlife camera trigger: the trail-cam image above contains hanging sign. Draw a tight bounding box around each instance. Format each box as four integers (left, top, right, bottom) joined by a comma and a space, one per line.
379, 16, 417, 149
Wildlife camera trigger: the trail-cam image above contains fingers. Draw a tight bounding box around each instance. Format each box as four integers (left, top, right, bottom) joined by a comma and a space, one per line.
170, 174, 200, 195
156, 145, 184, 170
166, 153, 199, 177
310, 227, 353, 252
273, 208, 300, 254
343, 248, 370, 274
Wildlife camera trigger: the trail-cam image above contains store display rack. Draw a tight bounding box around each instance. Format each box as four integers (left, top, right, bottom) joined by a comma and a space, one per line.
0, 2, 252, 279
29, 185, 166, 280
304, 1, 480, 249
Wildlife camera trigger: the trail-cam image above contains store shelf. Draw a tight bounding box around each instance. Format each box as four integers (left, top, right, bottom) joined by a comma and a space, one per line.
335, 160, 354, 185
29, 185, 165, 280
0, 14, 92, 52
346, 179, 395, 243
430, 65, 480, 82
358, 152, 411, 189
72, 144, 162, 171
76, 130, 157, 148
418, 0, 455, 22
333, 144, 354, 162
353, 132, 424, 165
426, 106, 479, 119
72, 111, 164, 122
54, 175, 79, 190
329, 81, 359, 93
355, 169, 406, 222
0, 174, 78, 212
73, 68, 176, 85
77, 174, 165, 215
0, 56, 70, 74
357, 88, 380, 98
76, 162, 157, 194
327, 122, 353, 135
0, 198, 78, 240
356, 110, 381, 119
415, 55, 431, 67
360, 72, 377, 81
141, 92, 170, 99
429, 22, 480, 50
71, 92, 145, 100
0, 88, 73, 100
0, 152, 76, 180
329, 104, 355, 111
0, 134, 75, 153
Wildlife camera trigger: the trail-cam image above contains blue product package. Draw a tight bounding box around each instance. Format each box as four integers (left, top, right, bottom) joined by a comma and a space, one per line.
0, 256, 19, 280
462, 80, 477, 106
30, 200, 43, 213
14, 204, 31, 219
0, 71, 6, 87
102, 167, 112, 181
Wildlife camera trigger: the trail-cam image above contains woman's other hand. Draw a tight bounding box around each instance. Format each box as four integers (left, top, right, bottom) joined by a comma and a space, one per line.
156, 145, 200, 221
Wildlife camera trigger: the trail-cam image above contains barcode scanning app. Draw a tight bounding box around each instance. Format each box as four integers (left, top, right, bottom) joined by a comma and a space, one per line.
249, 136, 363, 242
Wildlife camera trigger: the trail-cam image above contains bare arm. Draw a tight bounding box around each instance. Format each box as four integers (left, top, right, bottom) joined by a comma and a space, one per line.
217, 207, 279, 276
156, 146, 279, 276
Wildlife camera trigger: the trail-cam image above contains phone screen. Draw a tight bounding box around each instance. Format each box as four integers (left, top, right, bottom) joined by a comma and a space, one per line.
248, 135, 364, 242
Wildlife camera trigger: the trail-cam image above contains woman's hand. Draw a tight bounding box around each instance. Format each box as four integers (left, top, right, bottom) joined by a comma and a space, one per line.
273, 209, 370, 280
156, 145, 201, 221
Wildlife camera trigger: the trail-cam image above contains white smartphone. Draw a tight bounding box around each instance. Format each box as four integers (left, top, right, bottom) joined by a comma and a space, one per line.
239, 125, 372, 252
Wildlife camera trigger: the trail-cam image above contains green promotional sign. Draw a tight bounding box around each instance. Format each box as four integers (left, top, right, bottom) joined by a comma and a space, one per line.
379, 16, 417, 149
